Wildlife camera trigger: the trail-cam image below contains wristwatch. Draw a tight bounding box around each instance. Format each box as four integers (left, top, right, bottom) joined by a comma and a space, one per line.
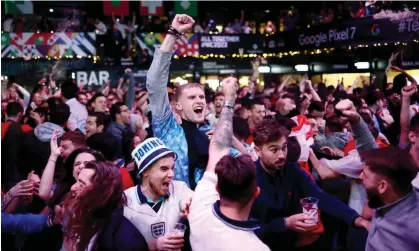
223, 101, 235, 109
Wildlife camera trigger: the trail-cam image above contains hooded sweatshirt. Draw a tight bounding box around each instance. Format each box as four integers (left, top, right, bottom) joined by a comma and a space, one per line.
34, 122, 65, 142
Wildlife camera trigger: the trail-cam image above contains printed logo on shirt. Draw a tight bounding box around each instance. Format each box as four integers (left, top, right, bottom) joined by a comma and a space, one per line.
151, 222, 165, 239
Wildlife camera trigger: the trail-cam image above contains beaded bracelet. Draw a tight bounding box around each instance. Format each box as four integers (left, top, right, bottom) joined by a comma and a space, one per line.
167, 26, 183, 37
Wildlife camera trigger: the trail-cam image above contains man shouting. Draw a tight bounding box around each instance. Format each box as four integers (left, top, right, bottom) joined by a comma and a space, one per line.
146, 14, 242, 189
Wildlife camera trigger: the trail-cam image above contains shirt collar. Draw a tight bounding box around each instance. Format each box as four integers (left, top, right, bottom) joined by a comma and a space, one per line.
135, 185, 170, 204
212, 201, 260, 231
375, 187, 416, 218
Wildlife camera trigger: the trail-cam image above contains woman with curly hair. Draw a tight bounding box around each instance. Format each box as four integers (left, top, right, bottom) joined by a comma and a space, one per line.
57, 161, 148, 251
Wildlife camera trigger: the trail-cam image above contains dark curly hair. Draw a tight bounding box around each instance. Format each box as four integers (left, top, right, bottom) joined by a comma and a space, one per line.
63, 161, 127, 251
253, 118, 286, 147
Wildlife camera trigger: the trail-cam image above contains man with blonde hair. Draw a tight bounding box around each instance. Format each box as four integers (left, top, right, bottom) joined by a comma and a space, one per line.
146, 14, 241, 189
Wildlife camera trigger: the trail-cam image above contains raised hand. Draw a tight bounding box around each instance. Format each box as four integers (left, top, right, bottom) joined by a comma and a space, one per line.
171, 14, 195, 33
402, 84, 417, 98
9, 180, 35, 198
50, 129, 60, 157
335, 99, 360, 123
221, 77, 238, 100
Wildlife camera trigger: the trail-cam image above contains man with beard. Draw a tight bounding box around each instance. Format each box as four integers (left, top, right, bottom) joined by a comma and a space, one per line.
147, 14, 241, 189
206, 92, 224, 126
359, 147, 419, 251
251, 118, 370, 251
124, 137, 193, 251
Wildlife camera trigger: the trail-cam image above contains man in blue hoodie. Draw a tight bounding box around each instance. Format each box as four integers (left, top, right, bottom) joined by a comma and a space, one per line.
251, 118, 370, 251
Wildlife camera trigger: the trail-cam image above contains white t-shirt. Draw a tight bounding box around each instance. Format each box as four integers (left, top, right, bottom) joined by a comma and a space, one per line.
123, 181, 193, 244
116, 22, 127, 39
66, 98, 88, 134
243, 26, 252, 34
188, 172, 270, 251
320, 151, 366, 214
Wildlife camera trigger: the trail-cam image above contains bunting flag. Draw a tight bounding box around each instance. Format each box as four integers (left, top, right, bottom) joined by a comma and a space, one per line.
175, 0, 197, 16
5, 0, 33, 14
103, 1, 129, 16
139, 1, 164, 16
135, 33, 199, 57
1, 32, 96, 58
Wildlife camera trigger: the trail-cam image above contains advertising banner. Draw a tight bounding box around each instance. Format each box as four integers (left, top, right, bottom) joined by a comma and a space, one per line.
198, 34, 264, 55
265, 12, 419, 52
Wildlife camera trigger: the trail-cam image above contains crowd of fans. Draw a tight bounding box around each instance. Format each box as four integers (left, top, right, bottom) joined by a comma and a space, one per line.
2, 13, 419, 251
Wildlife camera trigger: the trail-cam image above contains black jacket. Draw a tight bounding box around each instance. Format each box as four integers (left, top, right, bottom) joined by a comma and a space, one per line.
2, 121, 26, 187
97, 208, 149, 251
18, 132, 51, 178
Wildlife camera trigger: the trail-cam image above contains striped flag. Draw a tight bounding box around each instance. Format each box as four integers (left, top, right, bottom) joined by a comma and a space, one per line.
5, 0, 33, 14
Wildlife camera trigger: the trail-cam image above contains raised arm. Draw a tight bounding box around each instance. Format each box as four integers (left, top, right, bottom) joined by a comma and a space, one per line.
206, 77, 237, 172
146, 14, 194, 117
335, 99, 377, 151
306, 80, 321, 102
38, 130, 60, 202
400, 85, 416, 148
391, 66, 418, 86
12, 83, 30, 108
308, 148, 340, 180
276, 76, 291, 94
125, 69, 135, 109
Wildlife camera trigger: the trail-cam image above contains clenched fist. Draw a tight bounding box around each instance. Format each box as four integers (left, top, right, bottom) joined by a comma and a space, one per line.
335, 99, 359, 123
221, 77, 238, 100
171, 14, 195, 33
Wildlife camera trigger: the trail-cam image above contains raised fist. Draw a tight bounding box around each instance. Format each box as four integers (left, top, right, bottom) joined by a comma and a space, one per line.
335, 99, 359, 123
171, 14, 195, 33
402, 84, 417, 98
221, 77, 238, 100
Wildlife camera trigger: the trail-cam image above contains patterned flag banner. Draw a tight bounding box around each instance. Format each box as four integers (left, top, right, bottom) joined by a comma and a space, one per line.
175, 0, 197, 17
103, 0, 129, 16
5, 0, 33, 14
140, 1, 164, 16
135, 33, 199, 57
1, 32, 96, 58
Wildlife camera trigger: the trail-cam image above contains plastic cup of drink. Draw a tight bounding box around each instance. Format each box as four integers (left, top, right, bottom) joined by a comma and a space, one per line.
170, 223, 187, 237
300, 197, 319, 224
